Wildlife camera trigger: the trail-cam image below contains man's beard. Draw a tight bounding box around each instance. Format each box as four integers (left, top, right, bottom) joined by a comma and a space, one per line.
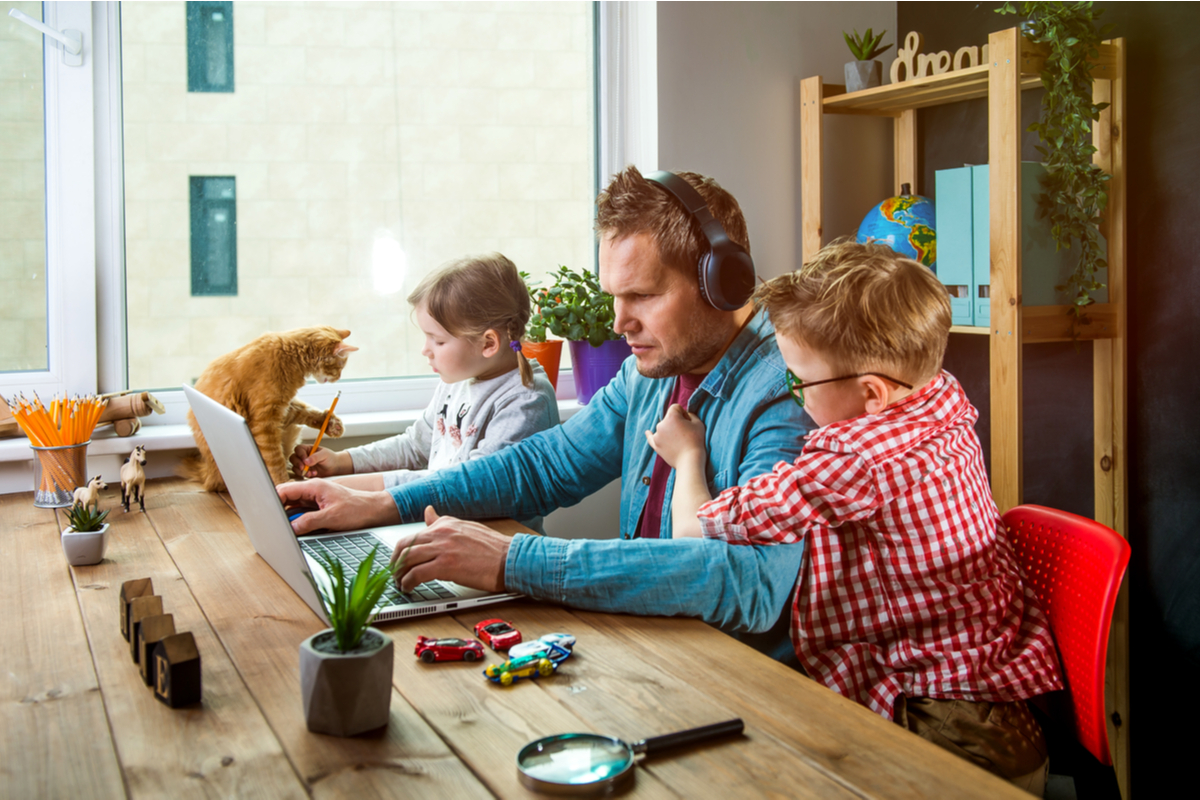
634, 318, 730, 379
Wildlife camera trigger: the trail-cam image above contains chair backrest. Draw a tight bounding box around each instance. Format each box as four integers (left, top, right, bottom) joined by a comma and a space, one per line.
1002, 505, 1130, 766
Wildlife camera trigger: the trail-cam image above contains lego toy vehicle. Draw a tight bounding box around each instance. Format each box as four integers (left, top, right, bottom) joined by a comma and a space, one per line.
414, 636, 485, 663
474, 618, 522, 651
484, 643, 571, 687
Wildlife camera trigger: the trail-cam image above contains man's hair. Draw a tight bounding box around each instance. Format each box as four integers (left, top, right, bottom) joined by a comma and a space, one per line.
594, 165, 750, 275
755, 239, 951, 385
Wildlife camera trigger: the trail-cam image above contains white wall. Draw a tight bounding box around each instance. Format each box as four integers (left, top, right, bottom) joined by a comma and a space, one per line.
656, 1, 896, 279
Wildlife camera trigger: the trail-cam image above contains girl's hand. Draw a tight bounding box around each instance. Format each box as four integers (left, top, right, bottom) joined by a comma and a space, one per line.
645, 404, 707, 469
290, 445, 351, 478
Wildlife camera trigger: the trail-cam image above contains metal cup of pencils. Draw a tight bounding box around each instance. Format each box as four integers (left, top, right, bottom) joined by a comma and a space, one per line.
2, 393, 109, 508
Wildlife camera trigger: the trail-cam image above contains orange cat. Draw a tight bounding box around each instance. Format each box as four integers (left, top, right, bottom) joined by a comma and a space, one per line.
184, 326, 357, 492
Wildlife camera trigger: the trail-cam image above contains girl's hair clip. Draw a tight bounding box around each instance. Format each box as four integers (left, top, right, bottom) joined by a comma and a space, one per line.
510, 340, 523, 353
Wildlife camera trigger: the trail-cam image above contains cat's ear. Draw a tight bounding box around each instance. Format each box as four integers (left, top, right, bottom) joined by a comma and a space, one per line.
335, 343, 358, 356
336, 329, 351, 340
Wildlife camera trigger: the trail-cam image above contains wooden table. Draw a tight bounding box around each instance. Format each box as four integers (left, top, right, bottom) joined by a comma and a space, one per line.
1, 477, 1026, 798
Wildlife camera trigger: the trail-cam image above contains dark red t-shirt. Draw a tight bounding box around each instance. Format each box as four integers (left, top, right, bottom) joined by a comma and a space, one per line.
638, 372, 707, 539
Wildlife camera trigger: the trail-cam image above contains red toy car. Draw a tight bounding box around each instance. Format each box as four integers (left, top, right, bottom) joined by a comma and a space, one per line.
414, 636, 485, 663
473, 618, 522, 651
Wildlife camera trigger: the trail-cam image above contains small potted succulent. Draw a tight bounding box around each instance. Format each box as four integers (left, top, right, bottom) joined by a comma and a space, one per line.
843, 28, 892, 92
61, 501, 110, 566
527, 265, 631, 405
300, 544, 398, 737
519, 270, 565, 390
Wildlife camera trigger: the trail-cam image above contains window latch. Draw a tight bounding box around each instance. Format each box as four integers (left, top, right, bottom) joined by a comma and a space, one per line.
8, 8, 83, 67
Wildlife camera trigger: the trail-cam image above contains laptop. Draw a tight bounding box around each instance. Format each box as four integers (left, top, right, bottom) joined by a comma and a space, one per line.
182, 384, 520, 624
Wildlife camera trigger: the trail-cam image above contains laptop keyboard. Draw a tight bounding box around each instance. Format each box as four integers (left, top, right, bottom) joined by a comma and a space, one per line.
300, 532, 456, 609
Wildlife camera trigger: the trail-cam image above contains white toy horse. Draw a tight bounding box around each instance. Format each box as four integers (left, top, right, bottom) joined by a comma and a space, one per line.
121, 445, 147, 512
72, 475, 107, 512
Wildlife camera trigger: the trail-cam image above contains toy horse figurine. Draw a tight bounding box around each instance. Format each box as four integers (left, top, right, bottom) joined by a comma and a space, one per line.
121, 445, 148, 512
72, 475, 107, 512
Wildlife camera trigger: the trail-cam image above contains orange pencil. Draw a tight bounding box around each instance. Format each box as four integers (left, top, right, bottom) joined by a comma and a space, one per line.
302, 391, 341, 476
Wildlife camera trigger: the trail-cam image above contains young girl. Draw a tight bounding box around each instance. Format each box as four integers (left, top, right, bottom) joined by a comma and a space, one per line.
293, 253, 559, 490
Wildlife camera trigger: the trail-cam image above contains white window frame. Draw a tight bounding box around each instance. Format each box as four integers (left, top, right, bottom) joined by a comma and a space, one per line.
9, 1, 657, 448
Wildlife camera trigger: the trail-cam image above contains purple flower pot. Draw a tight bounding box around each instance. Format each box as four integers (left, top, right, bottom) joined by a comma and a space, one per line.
569, 339, 632, 405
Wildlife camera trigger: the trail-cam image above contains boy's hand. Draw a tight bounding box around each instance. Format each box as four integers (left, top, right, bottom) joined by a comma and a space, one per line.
290, 445, 351, 478
645, 404, 707, 469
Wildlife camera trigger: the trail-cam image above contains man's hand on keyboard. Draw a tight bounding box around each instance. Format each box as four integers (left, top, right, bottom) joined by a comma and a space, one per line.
276, 478, 400, 535
390, 505, 509, 594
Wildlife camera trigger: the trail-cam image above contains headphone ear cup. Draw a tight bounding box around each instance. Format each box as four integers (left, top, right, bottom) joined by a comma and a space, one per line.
700, 245, 755, 311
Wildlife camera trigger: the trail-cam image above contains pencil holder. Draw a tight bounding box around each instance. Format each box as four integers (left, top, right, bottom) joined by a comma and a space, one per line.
32, 441, 90, 508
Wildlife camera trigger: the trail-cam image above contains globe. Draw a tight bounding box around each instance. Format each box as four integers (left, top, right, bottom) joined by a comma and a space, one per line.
856, 185, 937, 273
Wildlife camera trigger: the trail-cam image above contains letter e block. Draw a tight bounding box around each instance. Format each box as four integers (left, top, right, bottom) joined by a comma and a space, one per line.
153, 632, 201, 708
119, 578, 153, 641
137, 614, 176, 686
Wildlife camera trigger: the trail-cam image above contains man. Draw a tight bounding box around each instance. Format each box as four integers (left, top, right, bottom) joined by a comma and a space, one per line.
278, 166, 813, 648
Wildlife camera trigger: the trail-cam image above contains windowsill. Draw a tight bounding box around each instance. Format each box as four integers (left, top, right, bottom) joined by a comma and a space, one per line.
0, 399, 587, 492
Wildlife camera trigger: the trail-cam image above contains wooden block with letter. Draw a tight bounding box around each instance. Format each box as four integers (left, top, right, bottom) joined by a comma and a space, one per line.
152, 631, 201, 708
137, 614, 176, 686
119, 577, 153, 641
128, 595, 163, 663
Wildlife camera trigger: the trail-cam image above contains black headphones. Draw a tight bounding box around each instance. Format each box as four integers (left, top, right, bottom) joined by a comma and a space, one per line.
644, 170, 756, 311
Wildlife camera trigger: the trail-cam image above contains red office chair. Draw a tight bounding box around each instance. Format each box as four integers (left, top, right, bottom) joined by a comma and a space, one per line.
1002, 505, 1131, 766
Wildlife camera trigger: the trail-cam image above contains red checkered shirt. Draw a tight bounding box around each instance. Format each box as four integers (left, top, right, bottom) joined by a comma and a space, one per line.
697, 372, 1063, 718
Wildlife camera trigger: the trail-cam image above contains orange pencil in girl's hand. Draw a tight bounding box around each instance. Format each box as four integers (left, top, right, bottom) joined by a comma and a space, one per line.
303, 391, 341, 476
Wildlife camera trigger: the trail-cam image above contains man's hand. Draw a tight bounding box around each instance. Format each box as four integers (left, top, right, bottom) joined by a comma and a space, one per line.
645, 404, 707, 470
289, 445, 352, 479
276, 478, 400, 535
390, 506, 510, 593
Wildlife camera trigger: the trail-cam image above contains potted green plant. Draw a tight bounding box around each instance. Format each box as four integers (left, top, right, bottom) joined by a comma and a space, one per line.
61, 501, 110, 566
299, 544, 398, 737
518, 270, 564, 390
843, 28, 892, 92
998, 2, 1111, 330
527, 265, 631, 405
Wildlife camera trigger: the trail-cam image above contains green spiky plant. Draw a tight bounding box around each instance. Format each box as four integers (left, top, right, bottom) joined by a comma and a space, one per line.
64, 502, 109, 532
998, 1, 1112, 326
526, 265, 621, 348
843, 28, 892, 61
306, 544, 401, 652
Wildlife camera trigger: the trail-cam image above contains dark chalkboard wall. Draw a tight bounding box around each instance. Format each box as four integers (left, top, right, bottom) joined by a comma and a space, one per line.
897, 2, 1200, 793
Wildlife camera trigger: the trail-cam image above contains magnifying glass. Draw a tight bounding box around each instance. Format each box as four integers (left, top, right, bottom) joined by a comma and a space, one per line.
517, 718, 744, 794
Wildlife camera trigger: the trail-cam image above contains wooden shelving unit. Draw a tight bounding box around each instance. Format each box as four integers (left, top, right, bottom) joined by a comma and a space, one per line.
800, 27, 1129, 796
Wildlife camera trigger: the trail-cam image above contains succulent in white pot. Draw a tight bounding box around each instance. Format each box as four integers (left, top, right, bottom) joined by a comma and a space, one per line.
300, 543, 399, 737
843, 28, 892, 92
61, 502, 110, 566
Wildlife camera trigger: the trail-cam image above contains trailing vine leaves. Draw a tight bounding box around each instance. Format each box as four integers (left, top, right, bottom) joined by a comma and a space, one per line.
997, 2, 1114, 327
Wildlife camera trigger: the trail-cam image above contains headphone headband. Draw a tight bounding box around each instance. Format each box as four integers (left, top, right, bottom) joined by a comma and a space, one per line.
644, 170, 756, 311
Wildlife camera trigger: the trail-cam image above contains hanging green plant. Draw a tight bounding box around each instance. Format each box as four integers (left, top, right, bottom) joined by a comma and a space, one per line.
997, 2, 1113, 326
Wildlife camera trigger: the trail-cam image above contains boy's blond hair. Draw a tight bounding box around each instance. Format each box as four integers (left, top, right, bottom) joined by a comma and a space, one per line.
755, 239, 951, 385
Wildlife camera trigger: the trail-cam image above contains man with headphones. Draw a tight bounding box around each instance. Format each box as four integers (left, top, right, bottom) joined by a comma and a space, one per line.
280, 166, 812, 658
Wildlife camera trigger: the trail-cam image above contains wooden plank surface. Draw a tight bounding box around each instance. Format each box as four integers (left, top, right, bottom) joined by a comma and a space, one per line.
66, 484, 306, 798
0, 492, 126, 799
988, 27, 1024, 514
144, 478, 493, 799
1021, 304, 1118, 343
894, 109, 918, 194
800, 76, 824, 262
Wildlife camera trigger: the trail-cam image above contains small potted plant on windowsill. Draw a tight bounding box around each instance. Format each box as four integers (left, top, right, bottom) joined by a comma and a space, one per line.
527, 264, 631, 405
843, 28, 892, 92
299, 544, 398, 737
61, 501, 110, 566
519, 270, 564, 390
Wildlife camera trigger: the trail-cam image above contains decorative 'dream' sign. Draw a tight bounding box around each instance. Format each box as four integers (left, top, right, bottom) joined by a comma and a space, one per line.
890, 32, 991, 84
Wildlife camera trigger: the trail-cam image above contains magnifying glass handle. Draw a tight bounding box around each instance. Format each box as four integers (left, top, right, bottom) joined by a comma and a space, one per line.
635, 718, 744, 756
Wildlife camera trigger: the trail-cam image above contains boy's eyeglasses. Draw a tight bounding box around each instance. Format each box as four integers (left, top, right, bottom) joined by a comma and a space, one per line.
785, 370, 913, 408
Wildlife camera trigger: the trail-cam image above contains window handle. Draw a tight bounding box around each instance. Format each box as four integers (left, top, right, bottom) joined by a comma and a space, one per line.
8, 8, 83, 65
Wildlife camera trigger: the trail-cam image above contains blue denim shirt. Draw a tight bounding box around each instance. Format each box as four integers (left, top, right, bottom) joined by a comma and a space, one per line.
388, 310, 813, 635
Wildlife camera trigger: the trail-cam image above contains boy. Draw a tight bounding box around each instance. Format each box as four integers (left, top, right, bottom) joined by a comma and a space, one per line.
646, 240, 1063, 793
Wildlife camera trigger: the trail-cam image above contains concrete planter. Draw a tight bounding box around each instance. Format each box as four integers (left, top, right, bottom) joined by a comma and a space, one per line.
299, 627, 393, 736
62, 523, 110, 566
844, 60, 883, 92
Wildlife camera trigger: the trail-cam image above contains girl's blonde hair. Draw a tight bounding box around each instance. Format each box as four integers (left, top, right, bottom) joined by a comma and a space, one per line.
407, 253, 536, 387
755, 239, 951, 386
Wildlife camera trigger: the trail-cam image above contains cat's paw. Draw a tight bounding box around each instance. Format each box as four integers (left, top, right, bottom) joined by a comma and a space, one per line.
325, 415, 345, 438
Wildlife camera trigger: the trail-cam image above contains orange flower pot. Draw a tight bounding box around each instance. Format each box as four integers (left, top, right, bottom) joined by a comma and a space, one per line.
521, 340, 563, 389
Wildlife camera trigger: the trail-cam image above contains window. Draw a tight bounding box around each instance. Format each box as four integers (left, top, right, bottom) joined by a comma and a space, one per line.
121, 1, 598, 396
189, 177, 237, 296
186, 2, 234, 93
